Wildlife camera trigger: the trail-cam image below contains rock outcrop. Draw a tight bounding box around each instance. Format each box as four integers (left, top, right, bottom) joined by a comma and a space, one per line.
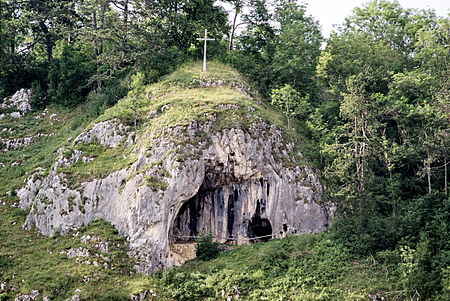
74, 119, 130, 148
0, 89, 32, 119
18, 65, 334, 273
1, 133, 53, 152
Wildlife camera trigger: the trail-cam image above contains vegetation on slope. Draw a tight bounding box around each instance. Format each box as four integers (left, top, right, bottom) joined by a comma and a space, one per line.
1, 59, 448, 300
0, 206, 427, 301
1, 0, 449, 298
55, 61, 312, 185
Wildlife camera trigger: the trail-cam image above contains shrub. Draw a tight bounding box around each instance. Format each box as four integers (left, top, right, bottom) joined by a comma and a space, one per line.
195, 234, 220, 261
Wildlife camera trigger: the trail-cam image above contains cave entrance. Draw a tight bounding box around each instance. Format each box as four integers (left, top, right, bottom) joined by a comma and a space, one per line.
246, 199, 272, 243
247, 216, 273, 243
171, 185, 240, 243
170, 180, 273, 250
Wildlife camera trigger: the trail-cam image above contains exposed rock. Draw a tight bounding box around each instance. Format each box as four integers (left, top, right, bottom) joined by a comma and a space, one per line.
2, 127, 15, 134
10, 112, 22, 119
130, 289, 157, 301
65, 295, 80, 301
14, 290, 40, 301
1, 133, 53, 152
19, 115, 334, 273
189, 78, 253, 99
54, 149, 93, 170
1, 89, 32, 113
63, 247, 90, 258
95, 241, 110, 253
74, 119, 130, 147
34, 108, 50, 119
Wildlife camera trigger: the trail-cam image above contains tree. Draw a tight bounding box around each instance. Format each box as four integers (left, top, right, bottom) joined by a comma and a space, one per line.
271, 84, 310, 129
226, 0, 245, 50
47, 44, 94, 106
272, 0, 322, 95
126, 72, 146, 129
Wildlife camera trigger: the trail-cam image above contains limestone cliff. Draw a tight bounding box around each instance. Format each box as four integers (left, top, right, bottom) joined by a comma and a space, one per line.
18, 62, 334, 273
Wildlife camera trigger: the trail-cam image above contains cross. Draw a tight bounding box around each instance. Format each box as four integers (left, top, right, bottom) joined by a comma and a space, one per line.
196, 29, 215, 73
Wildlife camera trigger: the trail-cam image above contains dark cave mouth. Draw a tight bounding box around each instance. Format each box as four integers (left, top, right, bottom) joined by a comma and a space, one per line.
247, 216, 273, 243
170, 183, 273, 244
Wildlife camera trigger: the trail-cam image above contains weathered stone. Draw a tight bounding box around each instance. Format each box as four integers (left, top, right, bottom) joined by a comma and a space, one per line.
74, 119, 130, 147
66, 295, 80, 301
18, 115, 334, 273
63, 247, 90, 258
1, 89, 32, 113
1, 133, 53, 152
54, 149, 93, 170
10, 112, 22, 119
130, 289, 157, 301
189, 78, 254, 100
14, 290, 40, 301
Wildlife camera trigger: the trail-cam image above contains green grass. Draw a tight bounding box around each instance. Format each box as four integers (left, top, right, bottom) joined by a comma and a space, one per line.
0, 105, 94, 204
58, 143, 136, 186
0, 207, 157, 300
155, 234, 409, 301
48, 60, 311, 187
0, 203, 417, 301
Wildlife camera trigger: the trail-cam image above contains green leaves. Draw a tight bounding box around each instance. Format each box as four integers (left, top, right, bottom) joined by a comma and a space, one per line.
195, 234, 220, 261
270, 84, 310, 128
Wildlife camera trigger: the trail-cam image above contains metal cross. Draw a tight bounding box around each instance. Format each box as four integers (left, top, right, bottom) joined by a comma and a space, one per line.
196, 29, 215, 72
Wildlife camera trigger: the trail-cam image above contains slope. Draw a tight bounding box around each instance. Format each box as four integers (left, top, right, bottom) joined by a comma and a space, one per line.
0, 62, 408, 300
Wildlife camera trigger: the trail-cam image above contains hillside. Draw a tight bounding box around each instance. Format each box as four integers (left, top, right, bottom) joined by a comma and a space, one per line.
0, 62, 447, 300
2, 0, 449, 300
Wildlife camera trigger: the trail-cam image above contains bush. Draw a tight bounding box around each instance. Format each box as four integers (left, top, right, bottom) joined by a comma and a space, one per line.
195, 234, 220, 261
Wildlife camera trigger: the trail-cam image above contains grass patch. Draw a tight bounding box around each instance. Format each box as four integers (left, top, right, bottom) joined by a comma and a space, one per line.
0, 106, 96, 204
155, 234, 408, 301
144, 175, 169, 190
58, 143, 136, 185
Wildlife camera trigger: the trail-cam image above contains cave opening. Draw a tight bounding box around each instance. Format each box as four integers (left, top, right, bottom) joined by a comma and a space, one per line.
171, 185, 236, 243
247, 216, 273, 243
247, 199, 273, 243
170, 178, 272, 245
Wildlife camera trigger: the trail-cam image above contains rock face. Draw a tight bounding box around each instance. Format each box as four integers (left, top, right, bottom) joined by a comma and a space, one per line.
18, 118, 334, 273
74, 119, 130, 148
17, 69, 334, 273
1, 133, 53, 152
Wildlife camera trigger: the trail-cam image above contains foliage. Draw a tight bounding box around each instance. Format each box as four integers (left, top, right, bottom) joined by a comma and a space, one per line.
195, 234, 220, 261
0, 0, 448, 299
270, 84, 310, 129
314, 2, 449, 299
47, 44, 95, 107
272, 0, 322, 94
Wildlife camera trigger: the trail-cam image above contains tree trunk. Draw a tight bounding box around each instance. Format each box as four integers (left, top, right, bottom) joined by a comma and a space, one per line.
92, 10, 102, 91
123, 0, 129, 37
445, 157, 448, 196
39, 20, 53, 61
228, 3, 241, 50
427, 151, 432, 194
